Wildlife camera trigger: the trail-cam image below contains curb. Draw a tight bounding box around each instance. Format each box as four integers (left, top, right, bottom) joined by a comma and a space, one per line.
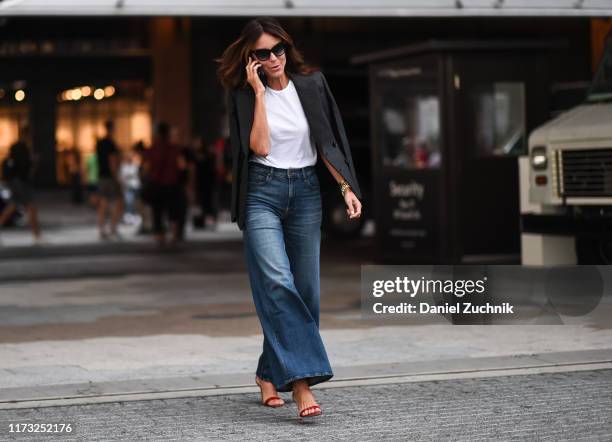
2, 349, 611, 410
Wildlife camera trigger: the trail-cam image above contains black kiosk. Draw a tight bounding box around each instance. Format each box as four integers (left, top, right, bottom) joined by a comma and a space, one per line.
352, 41, 562, 264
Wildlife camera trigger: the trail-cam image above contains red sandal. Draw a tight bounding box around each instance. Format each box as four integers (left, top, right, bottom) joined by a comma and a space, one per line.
263, 396, 284, 407
299, 404, 322, 418
292, 391, 322, 418
255, 376, 285, 408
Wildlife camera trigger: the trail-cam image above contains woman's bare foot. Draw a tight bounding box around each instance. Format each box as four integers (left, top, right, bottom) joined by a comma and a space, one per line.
292, 380, 322, 417
255, 376, 285, 407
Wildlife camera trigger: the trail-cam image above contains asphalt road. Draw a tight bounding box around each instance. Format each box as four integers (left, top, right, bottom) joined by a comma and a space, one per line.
1, 369, 611, 441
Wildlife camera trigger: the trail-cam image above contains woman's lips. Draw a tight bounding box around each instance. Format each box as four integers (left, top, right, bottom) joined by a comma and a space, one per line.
270, 65, 281, 71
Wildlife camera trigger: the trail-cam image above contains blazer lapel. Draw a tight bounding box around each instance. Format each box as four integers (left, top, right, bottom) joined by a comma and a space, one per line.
291, 73, 327, 146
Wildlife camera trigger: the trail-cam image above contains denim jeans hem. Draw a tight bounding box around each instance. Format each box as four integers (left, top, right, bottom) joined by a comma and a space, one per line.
255, 372, 274, 383
274, 371, 334, 393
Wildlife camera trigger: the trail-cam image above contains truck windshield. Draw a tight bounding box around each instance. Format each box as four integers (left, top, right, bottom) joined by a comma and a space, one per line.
587, 42, 612, 102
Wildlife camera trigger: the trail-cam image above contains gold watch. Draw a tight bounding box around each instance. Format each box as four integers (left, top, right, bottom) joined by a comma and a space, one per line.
339, 180, 351, 197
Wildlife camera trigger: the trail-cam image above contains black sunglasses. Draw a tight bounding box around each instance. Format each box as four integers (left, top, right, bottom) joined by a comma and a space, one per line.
252, 42, 287, 61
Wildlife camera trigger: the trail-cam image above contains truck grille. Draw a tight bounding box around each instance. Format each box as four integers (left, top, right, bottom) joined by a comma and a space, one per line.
559, 148, 612, 197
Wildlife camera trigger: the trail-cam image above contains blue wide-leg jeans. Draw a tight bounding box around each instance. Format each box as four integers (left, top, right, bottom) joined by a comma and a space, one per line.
243, 161, 333, 392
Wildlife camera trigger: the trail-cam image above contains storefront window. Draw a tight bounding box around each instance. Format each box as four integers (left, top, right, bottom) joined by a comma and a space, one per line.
468, 82, 525, 157
55, 83, 152, 185
376, 65, 441, 170
0, 103, 28, 175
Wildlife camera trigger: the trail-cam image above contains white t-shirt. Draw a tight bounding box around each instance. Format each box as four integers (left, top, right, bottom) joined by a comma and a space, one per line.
249, 79, 317, 168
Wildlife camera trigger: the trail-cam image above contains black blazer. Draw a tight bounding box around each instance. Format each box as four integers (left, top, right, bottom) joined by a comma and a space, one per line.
227, 70, 362, 231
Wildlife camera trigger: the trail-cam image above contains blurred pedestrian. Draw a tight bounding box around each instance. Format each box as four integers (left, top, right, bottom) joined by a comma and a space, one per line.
0, 125, 42, 242
173, 142, 194, 241
132, 141, 152, 233
119, 149, 141, 225
85, 150, 99, 207
193, 137, 218, 229
95, 120, 123, 240
67, 146, 84, 205
145, 122, 183, 247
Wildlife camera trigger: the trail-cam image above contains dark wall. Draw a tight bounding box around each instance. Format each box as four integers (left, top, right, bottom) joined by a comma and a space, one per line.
0, 16, 593, 187
0, 17, 149, 42
190, 16, 592, 196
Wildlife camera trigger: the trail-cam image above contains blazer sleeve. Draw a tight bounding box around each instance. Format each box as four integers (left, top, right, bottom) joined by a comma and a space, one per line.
227, 89, 242, 223
227, 89, 241, 157
318, 71, 362, 200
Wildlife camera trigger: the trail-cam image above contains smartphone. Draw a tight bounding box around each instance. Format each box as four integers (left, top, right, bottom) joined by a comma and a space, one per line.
257, 66, 268, 88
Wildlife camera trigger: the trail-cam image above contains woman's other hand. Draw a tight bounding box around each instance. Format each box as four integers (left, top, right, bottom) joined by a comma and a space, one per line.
246, 56, 266, 96
344, 190, 362, 219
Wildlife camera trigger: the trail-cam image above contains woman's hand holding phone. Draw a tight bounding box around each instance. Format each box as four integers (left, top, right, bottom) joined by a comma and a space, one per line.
246, 56, 266, 96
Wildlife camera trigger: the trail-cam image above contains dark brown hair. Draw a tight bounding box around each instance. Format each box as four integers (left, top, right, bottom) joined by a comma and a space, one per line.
216, 17, 316, 90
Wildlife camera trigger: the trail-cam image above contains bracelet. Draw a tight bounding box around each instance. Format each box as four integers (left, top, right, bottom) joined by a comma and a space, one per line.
339, 180, 351, 197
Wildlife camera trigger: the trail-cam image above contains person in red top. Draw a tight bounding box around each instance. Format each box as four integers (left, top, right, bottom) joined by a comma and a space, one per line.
145, 122, 184, 246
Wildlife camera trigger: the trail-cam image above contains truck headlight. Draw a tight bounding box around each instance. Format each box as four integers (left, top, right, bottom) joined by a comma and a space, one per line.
530, 146, 547, 170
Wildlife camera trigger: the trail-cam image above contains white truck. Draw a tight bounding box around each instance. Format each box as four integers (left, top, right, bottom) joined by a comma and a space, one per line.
521, 40, 612, 265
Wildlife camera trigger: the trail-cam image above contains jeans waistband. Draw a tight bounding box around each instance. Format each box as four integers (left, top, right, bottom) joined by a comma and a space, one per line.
249, 161, 316, 178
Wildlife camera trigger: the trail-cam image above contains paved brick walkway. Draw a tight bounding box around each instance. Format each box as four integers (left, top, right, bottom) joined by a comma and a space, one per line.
2, 369, 611, 441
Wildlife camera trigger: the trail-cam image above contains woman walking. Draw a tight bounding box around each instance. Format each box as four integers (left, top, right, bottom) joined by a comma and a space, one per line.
217, 17, 362, 418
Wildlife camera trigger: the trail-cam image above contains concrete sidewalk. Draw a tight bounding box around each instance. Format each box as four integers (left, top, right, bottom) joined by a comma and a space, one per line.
2, 320, 612, 405
0, 218, 242, 253
0, 189, 242, 253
